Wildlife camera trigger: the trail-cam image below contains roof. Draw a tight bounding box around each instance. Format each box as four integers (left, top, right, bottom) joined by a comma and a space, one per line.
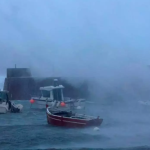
39, 85, 64, 91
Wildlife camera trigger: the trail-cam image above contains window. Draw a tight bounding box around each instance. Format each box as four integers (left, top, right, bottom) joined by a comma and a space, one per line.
53, 89, 62, 101
41, 90, 50, 97
0, 92, 8, 102
0, 92, 7, 100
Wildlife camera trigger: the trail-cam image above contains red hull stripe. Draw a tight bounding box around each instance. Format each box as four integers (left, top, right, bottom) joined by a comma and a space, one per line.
47, 112, 88, 123
63, 120, 86, 125
47, 115, 61, 121
47, 115, 86, 125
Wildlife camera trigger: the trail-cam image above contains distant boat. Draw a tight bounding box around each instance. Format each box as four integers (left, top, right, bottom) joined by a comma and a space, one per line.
0, 90, 23, 114
31, 79, 86, 109
46, 107, 103, 128
138, 100, 150, 106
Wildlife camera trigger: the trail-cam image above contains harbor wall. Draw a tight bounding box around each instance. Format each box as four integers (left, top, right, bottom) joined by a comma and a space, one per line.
3, 68, 89, 100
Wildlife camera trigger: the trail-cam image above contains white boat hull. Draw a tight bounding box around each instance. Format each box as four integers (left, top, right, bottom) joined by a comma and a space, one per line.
0, 102, 8, 114
0, 90, 23, 113
31, 80, 86, 110
37, 100, 54, 109
0, 106, 7, 114
0, 102, 23, 114
11, 103, 23, 112
138, 100, 150, 106
32, 97, 86, 109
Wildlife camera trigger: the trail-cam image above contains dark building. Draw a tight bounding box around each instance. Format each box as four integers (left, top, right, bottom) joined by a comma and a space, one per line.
3, 68, 89, 100
7, 68, 31, 78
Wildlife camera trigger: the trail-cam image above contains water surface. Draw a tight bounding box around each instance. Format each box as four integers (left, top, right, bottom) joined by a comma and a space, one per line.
0, 99, 150, 150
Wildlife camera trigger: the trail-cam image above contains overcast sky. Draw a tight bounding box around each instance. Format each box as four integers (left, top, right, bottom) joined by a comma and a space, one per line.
0, 0, 150, 81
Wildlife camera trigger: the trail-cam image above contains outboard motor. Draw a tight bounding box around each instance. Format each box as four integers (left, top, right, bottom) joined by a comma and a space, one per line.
10, 103, 20, 113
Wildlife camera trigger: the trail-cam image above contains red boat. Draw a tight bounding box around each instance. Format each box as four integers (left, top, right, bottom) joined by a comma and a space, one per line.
46, 107, 103, 128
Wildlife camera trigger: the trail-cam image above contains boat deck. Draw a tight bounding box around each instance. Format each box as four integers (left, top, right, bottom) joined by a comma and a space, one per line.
47, 107, 96, 120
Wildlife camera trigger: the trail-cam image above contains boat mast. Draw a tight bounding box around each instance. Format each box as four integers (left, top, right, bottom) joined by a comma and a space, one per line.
54, 79, 59, 101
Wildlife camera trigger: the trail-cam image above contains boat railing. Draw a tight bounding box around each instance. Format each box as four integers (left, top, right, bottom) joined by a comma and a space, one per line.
48, 107, 71, 112
32, 96, 52, 100
31, 96, 39, 99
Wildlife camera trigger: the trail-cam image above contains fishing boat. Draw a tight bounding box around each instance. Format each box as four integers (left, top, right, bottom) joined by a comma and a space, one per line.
46, 107, 103, 128
0, 90, 23, 114
31, 79, 86, 109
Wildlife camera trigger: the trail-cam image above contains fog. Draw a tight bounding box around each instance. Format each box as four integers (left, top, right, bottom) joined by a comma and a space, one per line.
0, 0, 150, 99
1, 1, 150, 148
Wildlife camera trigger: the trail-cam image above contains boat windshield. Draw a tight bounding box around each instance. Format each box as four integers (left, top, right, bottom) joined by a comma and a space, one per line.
53, 88, 62, 101
41, 90, 50, 97
0, 92, 8, 102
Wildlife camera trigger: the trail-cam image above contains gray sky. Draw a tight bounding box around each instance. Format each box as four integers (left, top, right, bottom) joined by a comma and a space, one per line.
0, 0, 150, 83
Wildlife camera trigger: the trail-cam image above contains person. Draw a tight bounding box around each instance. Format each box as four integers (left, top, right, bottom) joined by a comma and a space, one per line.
7, 101, 11, 110
6, 93, 11, 110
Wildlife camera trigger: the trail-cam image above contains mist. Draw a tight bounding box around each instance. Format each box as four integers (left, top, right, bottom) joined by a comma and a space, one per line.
0, 0, 150, 100
1, 1, 150, 148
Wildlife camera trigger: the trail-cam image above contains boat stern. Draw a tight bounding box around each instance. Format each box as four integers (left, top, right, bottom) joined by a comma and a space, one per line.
87, 116, 103, 127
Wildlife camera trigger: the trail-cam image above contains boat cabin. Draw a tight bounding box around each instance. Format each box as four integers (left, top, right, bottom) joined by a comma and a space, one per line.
39, 84, 64, 101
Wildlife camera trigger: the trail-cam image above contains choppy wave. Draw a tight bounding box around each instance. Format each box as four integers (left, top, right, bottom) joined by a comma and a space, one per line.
0, 97, 150, 150
27, 147, 150, 150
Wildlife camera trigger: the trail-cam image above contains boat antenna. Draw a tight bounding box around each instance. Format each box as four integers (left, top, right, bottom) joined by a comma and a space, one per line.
54, 79, 59, 101
54, 79, 58, 86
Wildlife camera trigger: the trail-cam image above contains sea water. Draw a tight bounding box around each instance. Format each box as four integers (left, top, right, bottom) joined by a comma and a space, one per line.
0, 98, 150, 150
